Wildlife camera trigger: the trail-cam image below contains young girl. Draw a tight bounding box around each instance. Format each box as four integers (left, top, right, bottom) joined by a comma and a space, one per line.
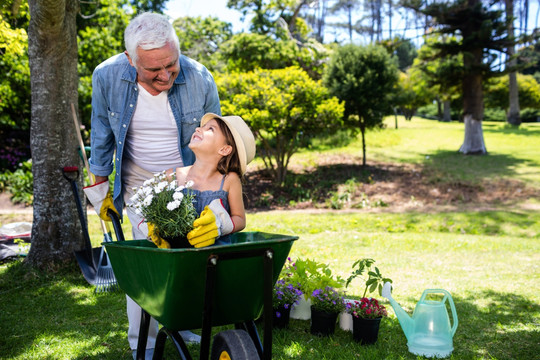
165, 113, 256, 248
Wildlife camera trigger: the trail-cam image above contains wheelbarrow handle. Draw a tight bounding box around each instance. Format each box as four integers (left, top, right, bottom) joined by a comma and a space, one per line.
108, 210, 125, 242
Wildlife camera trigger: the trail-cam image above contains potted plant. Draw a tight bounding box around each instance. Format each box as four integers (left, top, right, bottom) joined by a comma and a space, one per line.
340, 258, 392, 344
128, 171, 197, 248
346, 297, 388, 344
310, 286, 346, 336
272, 279, 303, 328
282, 258, 344, 320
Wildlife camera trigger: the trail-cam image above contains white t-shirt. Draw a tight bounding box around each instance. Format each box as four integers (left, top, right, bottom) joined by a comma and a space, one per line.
124, 83, 183, 172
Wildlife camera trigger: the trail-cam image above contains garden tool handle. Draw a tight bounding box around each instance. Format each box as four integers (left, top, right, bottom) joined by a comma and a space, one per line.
71, 103, 112, 238
62, 166, 94, 261
420, 289, 458, 336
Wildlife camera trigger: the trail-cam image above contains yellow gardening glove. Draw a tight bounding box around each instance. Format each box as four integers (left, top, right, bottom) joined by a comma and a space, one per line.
187, 199, 234, 248
147, 223, 171, 249
83, 180, 119, 222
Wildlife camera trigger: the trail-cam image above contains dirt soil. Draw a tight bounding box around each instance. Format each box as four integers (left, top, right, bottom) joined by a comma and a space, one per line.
242, 155, 540, 213
1, 155, 539, 219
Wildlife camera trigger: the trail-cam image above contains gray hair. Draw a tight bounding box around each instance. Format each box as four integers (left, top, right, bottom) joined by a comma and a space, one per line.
124, 12, 180, 66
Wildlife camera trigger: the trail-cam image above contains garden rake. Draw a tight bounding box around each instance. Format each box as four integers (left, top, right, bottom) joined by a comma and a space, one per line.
71, 103, 118, 293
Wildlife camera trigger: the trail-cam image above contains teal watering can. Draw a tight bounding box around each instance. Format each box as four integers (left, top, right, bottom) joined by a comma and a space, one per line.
382, 283, 458, 358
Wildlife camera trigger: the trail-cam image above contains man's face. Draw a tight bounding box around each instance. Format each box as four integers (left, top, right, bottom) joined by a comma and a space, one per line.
126, 42, 180, 95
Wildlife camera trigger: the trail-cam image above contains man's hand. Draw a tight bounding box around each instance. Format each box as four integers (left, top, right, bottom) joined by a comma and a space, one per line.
187, 199, 234, 248
83, 180, 119, 221
147, 223, 171, 249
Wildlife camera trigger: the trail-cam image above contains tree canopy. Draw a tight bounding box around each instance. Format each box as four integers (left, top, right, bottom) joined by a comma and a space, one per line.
323, 44, 399, 165
217, 66, 344, 184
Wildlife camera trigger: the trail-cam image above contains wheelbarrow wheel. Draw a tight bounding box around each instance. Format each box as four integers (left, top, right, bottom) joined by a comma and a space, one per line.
211, 329, 260, 360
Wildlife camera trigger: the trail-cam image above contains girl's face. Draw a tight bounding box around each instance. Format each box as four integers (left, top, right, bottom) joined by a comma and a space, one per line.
189, 119, 231, 155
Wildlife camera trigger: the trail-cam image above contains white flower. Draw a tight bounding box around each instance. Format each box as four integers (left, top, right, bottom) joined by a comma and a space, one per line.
185, 180, 194, 188
129, 193, 139, 203
143, 194, 153, 207
154, 181, 168, 194
173, 191, 184, 202
135, 208, 142, 215
168, 180, 177, 191
167, 200, 181, 211
143, 178, 154, 187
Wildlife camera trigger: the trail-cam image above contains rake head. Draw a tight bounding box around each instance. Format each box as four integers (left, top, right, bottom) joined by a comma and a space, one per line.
94, 246, 119, 293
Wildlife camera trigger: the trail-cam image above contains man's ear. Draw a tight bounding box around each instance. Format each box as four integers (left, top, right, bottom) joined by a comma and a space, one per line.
218, 145, 232, 156
125, 50, 135, 67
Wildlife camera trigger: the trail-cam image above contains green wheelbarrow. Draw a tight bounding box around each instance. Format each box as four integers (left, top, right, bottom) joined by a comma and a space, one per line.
106, 211, 297, 360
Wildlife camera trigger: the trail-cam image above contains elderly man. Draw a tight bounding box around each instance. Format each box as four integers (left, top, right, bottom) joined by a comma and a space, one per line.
87, 12, 221, 358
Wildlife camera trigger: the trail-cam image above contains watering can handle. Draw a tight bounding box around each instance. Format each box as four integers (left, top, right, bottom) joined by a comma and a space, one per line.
419, 289, 459, 336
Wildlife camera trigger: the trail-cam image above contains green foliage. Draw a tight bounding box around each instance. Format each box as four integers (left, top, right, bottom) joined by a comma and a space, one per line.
394, 70, 430, 120
379, 36, 418, 71
405, 36, 463, 122
345, 259, 392, 298
0, 2, 30, 132
323, 44, 398, 164
227, 0, 303, 36
520, 108, 540, 123
128, 172, 197, 239
219, 32, 328, 78
483, 108, 506, 122
282, 258, 344, 301
324, 44, 399, 129
173, 16, 233, 72
485, 73, 540, 111
0, 160, 33, 205
217, 66, 344, 184
77, 0, 131, 130
517, 41, 540, 76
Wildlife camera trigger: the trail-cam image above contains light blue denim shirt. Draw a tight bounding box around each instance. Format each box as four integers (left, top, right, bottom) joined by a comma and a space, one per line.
88, 53, 221, 217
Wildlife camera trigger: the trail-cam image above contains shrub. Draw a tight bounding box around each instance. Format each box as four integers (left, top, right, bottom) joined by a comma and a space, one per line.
520, 108, 540, 123
0, 160, 33, 205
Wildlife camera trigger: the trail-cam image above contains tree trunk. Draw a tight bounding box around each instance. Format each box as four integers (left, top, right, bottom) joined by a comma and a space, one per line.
442, 99, 451, 122
360, 123, 366, 166
26, 0, 83, 268
506, 0, 521, 126
459, 65, 487, 154
459, 7, 487, 155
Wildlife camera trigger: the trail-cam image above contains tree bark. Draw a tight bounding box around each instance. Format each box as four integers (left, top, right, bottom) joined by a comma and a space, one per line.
459, 0, 487, 155
443, 99, 451, 122
459, 65, 486, 154
26, 0, 83, 268
506, 0, 521, 126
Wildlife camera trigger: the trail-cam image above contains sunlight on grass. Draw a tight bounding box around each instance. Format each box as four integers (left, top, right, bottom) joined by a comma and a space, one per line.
299, 116, 540, 186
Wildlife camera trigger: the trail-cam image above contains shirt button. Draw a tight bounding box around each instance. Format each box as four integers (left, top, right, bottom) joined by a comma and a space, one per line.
130, 104, 133, 107
193, 118, 197, 122
123, 124, 126, 128
134, 87, 138, 91
111, 112, 115, 116
118, 141, 122, 144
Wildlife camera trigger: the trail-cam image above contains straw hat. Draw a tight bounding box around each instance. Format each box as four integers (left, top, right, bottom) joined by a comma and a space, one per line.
200, 113, 256, 174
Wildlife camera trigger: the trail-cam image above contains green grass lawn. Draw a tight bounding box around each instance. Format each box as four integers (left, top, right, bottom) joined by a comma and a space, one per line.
1, 117, 539, 359
306, 117, 540, 186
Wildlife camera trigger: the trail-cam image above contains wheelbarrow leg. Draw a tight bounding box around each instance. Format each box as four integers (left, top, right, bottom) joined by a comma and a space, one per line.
154, 328, 191, 360
136, 310, 151, 360
237, 321, 263, 356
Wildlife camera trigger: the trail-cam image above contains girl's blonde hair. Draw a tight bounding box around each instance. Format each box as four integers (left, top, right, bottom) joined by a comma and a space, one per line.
216, 118, 242, 177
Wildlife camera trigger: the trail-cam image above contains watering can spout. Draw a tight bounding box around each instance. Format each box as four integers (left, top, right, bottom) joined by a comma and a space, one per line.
382, 282, 414, 342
